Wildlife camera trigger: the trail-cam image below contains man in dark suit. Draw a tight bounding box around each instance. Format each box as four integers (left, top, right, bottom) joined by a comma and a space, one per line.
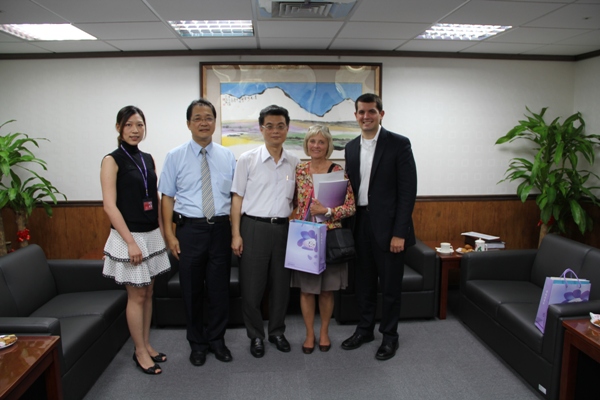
342, 93, 417, 360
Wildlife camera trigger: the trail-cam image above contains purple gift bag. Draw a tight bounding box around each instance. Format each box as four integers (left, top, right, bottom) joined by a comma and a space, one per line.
284, 219, 327, 275
534, 268, 591, 332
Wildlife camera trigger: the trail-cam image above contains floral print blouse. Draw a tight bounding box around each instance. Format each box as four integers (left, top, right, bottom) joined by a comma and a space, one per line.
293, 161, 356, 230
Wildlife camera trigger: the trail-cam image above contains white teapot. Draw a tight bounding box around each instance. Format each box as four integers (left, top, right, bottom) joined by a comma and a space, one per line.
475, 238, 487, 251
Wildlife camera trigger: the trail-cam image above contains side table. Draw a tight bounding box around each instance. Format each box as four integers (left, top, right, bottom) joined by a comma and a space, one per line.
0, 336, 62, 400
423, 241, 462, 320
560, 318, 600, 400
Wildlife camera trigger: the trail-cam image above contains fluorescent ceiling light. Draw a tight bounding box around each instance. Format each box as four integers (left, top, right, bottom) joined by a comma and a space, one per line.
0, 24, 97, 41
169, 20, 254, 37
417, 24, 512, 41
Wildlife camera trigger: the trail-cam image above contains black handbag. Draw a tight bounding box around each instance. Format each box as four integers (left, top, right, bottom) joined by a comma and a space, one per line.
326, 228, 356, 264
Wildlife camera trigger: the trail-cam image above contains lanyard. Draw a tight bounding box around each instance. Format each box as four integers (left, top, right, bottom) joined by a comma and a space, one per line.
120, 145, 149, 197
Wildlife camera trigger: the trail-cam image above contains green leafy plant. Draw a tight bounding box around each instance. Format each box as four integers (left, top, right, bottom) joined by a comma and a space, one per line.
0, 120, 66, 255
496, 107, 600, 244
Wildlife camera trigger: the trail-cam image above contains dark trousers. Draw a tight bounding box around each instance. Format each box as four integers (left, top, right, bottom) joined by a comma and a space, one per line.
177, 218, 231, 352
354, 208, 405, 343
239, 215, 291, 340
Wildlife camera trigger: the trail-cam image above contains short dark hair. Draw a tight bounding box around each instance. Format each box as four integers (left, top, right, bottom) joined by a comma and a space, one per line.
116, 105, 146, 145
186, 98, 217, 121
355, 93, 383, 112
259, 105, 290, 126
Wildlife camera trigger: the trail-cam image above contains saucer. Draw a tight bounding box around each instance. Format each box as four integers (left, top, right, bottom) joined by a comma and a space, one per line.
435, 247, 454, 254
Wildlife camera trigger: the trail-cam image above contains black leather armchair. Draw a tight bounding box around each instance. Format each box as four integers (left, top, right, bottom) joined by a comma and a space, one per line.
0, 244, 129, 400
459, 234, 600, 400
333, 239, 438, 322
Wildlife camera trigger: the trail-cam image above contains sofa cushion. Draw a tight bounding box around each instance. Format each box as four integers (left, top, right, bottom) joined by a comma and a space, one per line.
496, 302, 543, 354
463, 280, 542, 318
402, 265, 423, 291
56, 315, 106, 371
0, 244, 57, 316
530, 234, 591, 288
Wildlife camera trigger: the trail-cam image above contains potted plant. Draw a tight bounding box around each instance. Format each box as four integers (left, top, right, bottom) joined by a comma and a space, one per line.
0, 120, 66, 255
496, 107, 600, 245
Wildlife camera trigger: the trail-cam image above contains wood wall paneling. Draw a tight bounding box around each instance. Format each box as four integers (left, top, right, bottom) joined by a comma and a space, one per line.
1, 198, 597, 259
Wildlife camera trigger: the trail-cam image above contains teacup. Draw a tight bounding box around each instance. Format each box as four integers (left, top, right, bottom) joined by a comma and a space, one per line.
440, 242, 453, 252
475, 239, 487, 252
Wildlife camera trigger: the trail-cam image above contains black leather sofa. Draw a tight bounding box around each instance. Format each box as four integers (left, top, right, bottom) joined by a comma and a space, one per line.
333, 239, 438, 322
153, 252, 244, 326
0, 244, 129, 400
459, 234, 600, 400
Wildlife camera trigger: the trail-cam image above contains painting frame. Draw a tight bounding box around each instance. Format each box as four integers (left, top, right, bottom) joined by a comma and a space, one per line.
200, 62, 382, 160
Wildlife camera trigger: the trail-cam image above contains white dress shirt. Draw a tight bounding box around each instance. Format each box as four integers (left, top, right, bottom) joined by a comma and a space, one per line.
231, 145, 299, 218
358, 126, 381, 206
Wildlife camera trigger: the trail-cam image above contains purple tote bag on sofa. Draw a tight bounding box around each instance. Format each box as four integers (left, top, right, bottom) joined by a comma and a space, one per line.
534, 268, 591, 332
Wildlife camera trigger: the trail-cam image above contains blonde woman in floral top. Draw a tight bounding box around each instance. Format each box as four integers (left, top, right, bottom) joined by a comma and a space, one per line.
291, 125, 356, 354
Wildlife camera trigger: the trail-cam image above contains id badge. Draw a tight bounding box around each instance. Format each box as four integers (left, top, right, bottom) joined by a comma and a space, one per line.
143, 198, 153, 211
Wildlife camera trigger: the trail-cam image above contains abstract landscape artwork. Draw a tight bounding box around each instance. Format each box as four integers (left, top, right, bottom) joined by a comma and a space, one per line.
201, 63, 381, 159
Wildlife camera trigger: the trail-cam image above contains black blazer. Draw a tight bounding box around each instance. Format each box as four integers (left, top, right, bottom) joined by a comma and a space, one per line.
345, 127, 417, 250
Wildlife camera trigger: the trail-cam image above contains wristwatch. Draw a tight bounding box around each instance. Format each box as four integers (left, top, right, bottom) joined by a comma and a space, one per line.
324, 207, 332, 218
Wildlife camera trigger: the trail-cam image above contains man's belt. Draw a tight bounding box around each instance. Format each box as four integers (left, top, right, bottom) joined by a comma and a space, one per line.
245, 215, 289, 224
174, 213, 230, 225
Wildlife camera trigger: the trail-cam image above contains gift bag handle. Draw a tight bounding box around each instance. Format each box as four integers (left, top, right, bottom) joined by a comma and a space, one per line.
559, 268, 582, 288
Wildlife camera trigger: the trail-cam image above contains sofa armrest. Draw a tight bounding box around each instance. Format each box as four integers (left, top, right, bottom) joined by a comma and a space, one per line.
460, 249, 538, 285
0, 317, 61, 335
541, 300, 600, 363
153, 252, 179, 298
48, 260, 124, 294
405, 240, 437, 290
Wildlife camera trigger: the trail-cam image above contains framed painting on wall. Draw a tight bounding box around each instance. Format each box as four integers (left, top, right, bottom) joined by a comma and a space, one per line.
200, 62, 382, 160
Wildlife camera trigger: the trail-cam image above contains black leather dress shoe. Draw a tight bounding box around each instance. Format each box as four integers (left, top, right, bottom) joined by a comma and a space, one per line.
375, 341, 399, 361
268, 335, 291, 352
341, 333, 375, 350
250, 338, 264, 358
210, 345, 233, 362
189, 350, 207, 366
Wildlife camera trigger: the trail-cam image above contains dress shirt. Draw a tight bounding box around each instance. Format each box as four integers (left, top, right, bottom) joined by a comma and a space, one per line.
358, 126, 381, 206
158, 140, 236, 218
231, 145, 299, 218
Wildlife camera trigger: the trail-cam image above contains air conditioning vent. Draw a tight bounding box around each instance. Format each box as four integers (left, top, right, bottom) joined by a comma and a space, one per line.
272, 1, 334, 18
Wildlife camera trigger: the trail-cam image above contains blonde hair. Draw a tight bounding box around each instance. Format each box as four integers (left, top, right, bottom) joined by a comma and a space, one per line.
303, 125, 334, 158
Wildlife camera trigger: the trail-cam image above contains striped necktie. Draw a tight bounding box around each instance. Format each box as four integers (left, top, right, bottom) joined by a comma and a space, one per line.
200, 148, 215, 219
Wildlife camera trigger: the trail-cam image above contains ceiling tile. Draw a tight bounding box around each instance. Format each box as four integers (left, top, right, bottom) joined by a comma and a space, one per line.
338, 22, 430, 39
522, 44, 600, 55
75, 22, 177, 40
32, 40, 121, 53
460, 41, 545, 54
557, 30, 600, 45
181, 37, 257, 50
0, 0, 67, 24
34, 0, 158, 23
256, 21, 343, 38
329, 38, 406, 50
106, 39, 189, 51
350, 0, 467, 23
260, 37, 331, 49
0, 42, 53, 53
145, 0, 253, 20
442, 1, 564, 26
487, 27, 593, 44
397, 39, 477, 52
0, 31, 22, 42
524, 4, 600, 29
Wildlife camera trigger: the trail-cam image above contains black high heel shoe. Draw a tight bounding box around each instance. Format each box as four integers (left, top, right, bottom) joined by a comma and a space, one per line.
133, 353, 162, 375
134, 348, 167, 363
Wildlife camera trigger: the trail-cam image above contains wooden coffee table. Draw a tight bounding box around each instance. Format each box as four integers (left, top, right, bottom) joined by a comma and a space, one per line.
560, 318, 600, 399
0, 335, 62, 400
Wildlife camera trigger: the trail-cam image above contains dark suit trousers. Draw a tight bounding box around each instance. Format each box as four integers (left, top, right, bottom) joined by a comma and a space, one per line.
354, 208, 405, 343
239, 215, 291, 340
177, 218, 231, 352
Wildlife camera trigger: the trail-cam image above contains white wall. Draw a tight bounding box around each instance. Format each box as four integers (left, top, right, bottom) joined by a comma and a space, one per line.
0, 54, 590, 200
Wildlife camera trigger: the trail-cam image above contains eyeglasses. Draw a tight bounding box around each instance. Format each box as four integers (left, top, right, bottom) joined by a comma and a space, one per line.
261, 124, 287, 132
191, 117, 215, 124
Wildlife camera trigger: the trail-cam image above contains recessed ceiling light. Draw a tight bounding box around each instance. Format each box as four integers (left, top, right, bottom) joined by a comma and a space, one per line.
0, 24, 97, 41
169, 20, 254, 37
417, 24, 512, 41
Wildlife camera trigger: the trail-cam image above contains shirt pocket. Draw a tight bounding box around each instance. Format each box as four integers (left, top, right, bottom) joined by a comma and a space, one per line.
219, 177, 233, 194
285, 179, 295, 200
